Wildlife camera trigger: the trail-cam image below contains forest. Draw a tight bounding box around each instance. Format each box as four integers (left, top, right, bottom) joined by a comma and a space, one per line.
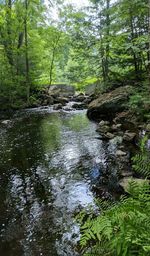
0, 0, 150, 256
0, 0, 150, 108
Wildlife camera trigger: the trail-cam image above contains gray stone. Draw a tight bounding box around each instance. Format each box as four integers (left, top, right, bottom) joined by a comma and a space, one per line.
48, 84, 75, 97
87, 86, 132, 120
110, 136, 123, 145
111, 124, 122, 131
53, 103, 62, 110
121, 171, 133, 178
1, 120, 11, 125
56, 97, 69, 105
105, 132, 115, 139
99, 120, 110, 126
96, 125, 110, 134
116, 150, 127, 157
123, 131, 136, 142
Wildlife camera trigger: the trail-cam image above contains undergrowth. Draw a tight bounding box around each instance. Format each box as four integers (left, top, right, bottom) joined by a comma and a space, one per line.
79, 136, 150, 256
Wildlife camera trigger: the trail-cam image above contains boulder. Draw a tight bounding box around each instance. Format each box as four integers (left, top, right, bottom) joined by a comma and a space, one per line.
53, 103, 62, 110
55, 97, 69, 105
48, 84, 75, 97
123, 131, 136, 142
85, 83, 97, 95
87, 86, 132, 120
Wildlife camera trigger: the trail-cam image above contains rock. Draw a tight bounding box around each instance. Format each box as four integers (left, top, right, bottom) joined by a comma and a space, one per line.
97, 120, 111, 134
123, 131, 136, 142
47, 95, 54, 105
1, 120, 11, 125
85, 83, 98, 95
110, 136, 123, 145
99, 120, 110, 126
146, 123, 150, 132
55, 97, 69, 105
72, 103, 86, 109
105, 132, 115, 139
111, 124, 122, 131
87, 86, 132, 120
113, 111, 138, 130
118, 145, 125, 150
96, 125, 110, 133
53, 103, 62, 110
121, 171, 133, 178
83, 97, 93, 104
116, 150, 127, 157
48, 84, 75, 97
73, 95, 86, 102
119, 178, 149, 192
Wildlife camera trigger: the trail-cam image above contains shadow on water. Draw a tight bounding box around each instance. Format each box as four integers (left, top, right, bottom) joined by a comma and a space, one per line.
0, 109, 119, 256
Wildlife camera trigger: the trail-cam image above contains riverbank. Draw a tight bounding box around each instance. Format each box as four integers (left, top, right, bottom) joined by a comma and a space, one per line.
86, 85, 150, 192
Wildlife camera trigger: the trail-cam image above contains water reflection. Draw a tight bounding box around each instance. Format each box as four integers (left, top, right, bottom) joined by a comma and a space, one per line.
0, 109, 108, 256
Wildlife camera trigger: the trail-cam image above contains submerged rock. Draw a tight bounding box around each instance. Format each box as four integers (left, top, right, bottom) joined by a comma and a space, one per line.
53, 103, 63, 110
87, 86, 132, 120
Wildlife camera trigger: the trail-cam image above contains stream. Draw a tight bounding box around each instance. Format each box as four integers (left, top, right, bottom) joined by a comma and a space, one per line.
0, 107, 119, 256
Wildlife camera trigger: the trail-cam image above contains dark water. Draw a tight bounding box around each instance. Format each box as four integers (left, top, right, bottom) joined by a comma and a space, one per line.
0, 108, 119, 256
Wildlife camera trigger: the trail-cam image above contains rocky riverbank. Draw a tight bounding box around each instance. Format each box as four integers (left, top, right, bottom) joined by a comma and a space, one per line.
87, 85, 150, 193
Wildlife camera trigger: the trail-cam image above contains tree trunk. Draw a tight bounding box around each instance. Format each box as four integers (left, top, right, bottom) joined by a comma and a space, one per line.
5, 0, 14, 66
49, 50, 55, 89
105, 0, 110, 81
48, 34, 61, 91
129, 10, 139, 78
24, 0, 30, 104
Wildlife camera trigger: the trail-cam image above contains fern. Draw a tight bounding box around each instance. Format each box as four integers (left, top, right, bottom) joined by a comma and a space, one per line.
79, 136, 150, 256
132, 136, 150, 178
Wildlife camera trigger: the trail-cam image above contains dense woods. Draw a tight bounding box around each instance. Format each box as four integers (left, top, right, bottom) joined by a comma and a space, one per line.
0, 0, 150, 109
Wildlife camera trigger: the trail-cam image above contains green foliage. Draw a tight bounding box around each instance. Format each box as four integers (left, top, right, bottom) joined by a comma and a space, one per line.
79, 137, 150, 256
129, 83, 150, 121
132, 136, 150, 178
0, 0, 150, 109
80, 183, 150, 256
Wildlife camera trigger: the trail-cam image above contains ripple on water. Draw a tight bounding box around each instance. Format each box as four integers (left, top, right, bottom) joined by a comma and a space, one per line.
0, 109, 118, 256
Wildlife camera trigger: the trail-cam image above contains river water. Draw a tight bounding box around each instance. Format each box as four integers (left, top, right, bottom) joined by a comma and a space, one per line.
0, 107, 119, 256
